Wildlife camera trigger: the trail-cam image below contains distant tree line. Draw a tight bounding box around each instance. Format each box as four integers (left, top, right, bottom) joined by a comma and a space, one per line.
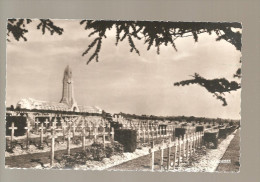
115, 112, 240, 124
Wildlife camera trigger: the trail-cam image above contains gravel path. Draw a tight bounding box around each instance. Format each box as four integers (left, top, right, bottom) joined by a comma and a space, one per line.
109, 130, 238, 172
216, 129, 240, 172
172, 129, 238, 172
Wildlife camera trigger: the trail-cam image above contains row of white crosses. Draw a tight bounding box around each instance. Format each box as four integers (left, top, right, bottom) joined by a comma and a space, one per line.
8, 116, 114, 167
149, 131, 204, 171
136, 125, 174, 144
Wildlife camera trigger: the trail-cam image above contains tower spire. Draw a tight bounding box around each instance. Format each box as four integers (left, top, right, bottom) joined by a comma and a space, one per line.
60, 65, 77, 110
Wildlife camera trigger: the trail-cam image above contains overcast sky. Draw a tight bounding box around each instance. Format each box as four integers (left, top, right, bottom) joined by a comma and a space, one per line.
6, 20, 242, 119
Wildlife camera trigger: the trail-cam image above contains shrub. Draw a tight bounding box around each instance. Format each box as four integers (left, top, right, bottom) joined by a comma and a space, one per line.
113, 141, 124, 155
86, 142, 106, 161
60, 141, 125, 168
104, 143, 114, 158
72, 138, 81, 145
61, 152, 87, 168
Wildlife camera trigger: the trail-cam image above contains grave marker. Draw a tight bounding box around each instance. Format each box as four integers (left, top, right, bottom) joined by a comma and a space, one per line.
66, 129, 73, 155
71, 122, 77, 138
44, 119, 50, 129
172, 138, 177, 169
8, 122, 17, 144
50, 132, 58, 167
159, 140, 167, 170
149, 141, 155, 171
24, 122, 32, 149
39, 123, 45, 145
61, 121, 68, 143
186, 134, 189, 160
183, 134, 186, 158
52, 118, 58, 128
93, 125, 98, 142
166, 144, 171, 171
35, 118, 40, 133
80, 124, 86, 150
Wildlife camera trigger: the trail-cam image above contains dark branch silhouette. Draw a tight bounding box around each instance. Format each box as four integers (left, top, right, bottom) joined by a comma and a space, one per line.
174, 73, 241, 106
7, 19, 63, 42
79, 21, 241, 64
7, 19, 242, 106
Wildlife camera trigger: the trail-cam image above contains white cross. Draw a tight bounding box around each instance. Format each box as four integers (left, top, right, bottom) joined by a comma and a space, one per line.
61, 121, 67, 129
80, 124, 86, 135
71, 122, 77, 133
8, 122, 17, 142
35, 118, 40, 126
39, 123, 45, 132
50, 131, 58, 167
151, 127, 154, 140
66, 129, 73, 139
24, 122, 32, 132
93, 126, 98, 141
67, 118, 72, 126
44, 119, 50, 127
66, 129, 73, 155
24, 122, 32, 148
49, 123, 57, 135
64, 117, 69, 123
52, 118, 58, 127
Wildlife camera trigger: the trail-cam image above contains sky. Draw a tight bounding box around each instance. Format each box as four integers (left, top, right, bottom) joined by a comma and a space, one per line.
6, 20, 242, 119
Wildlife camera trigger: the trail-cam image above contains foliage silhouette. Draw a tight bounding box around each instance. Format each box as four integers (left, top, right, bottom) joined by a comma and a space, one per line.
7, 19, 242, 106
79, 20, 241, 64
174, 73, 241, 106
7, 19, 63, 42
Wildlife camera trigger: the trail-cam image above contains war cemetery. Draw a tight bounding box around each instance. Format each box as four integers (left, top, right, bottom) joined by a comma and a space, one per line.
6, 20, 241, 172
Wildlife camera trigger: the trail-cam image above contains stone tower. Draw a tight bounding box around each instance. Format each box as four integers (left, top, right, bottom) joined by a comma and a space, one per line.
60, 65, 78, 111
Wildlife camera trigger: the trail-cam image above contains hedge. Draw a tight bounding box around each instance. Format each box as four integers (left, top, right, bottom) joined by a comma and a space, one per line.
195, 126, 204, 132
204, 131, 218, 149
175, 128, 186, 139
110, 122, 123, 130
6, 116, 27, 136
114, 129, 137, 152
218, 128, 227, 138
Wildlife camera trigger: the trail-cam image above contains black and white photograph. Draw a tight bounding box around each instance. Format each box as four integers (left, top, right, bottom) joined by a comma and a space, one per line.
5, 19, 241, 172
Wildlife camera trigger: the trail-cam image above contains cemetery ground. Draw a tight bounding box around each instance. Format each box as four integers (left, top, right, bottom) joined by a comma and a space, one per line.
5, 113, 240, 172
5, 128, 239, 172
109, 129, 239, 172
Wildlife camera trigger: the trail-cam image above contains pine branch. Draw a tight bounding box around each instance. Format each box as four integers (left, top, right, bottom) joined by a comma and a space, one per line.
174, 73, 241, 106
